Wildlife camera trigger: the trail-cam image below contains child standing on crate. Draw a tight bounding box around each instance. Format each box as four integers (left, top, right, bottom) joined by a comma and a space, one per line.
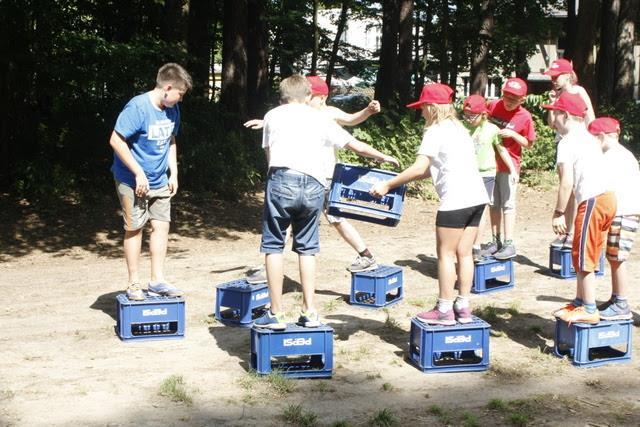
588, 117, 640, 320
370, 83, 488, 325
254, 75, 398, 330
461, 94, 516, 262
109, 63, 192, 301
544, 93, 616, 324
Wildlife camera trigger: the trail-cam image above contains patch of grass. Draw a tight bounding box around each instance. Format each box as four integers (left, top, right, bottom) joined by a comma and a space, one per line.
507, 302, 520, 316
201, 314, 217, 325
520, 169, 557, 191
509, 412, 531, 426
383, 309, 401, 330
369, 408, 399, 427
237, 370, 259, 391
381, 382, 394, 392
159, 375, 194, 405
473, 305, 499, 323
486, 362, 525, 381
487, 399, 508, 412
265, 370, 296, 395
323, 298, 341, 313
292, 292, 303, 302
282, 404, 318, 427
461, 411, 480, 427
366, 372, 382, 380
1, 389, 15, 401
428, 405, 452, 424
331, 421, 351, 427
407, 298, 427, 308
311, 381, 335, 393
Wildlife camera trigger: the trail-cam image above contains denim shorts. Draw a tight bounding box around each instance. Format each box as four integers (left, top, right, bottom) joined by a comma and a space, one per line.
260, 168, 325, 255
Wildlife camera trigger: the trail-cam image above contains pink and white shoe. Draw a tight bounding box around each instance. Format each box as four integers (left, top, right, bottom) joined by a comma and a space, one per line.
416, 307, 456, 326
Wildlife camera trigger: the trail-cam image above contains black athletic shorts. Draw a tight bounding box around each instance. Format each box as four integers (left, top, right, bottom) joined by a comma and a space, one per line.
435, 204, 486, 228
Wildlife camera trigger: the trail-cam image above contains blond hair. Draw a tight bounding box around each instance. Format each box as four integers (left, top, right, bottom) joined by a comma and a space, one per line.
279, 75, 311, 103
422, 103, 460, 128
156, 63, 193, 91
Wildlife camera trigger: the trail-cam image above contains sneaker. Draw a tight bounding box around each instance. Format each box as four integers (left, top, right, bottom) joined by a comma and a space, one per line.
126, 283, 145, 301
479, 241, 499, 257
347, 255, 378, 272
561, 234, 573, 250
416, 307, 456, 326
297, 310, 322, 328
472, 247, 483, 263
599, 301, 632, 321
597, 297, 615, 311
550, 234, 567, 248
552, 303, 577, 318
558, 306, 599, 325
253, 311, 287, 330
454, 305, 473, 324
246, 266, 267, 284
148, 282, 184, 297
493, 244, 516, 260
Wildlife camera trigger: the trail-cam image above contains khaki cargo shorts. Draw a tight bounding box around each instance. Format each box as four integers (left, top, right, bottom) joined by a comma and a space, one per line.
115, 181, 171, 231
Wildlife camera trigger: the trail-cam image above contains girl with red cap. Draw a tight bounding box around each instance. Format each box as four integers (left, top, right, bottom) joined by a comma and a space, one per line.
370, 83, 488, 325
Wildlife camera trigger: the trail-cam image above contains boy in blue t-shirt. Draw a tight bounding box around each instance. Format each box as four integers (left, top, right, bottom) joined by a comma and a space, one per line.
109, 63, 192, 300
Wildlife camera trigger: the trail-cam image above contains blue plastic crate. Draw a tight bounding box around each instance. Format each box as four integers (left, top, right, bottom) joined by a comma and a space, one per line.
408, 316, 490, 373
215, 279, 270, 327
472, 257, 514, 294
548, 246, 605, 279
350, 265, 403, 308
116, 293, 185, 341
327, 163, 406, 226
251, 323, 333, 378
554, 318, 632, 367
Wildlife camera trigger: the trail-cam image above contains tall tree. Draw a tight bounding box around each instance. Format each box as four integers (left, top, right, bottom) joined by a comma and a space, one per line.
326, 1, 350, 91
248, 0, 269, 116
187, 0, 213, 97
597, 0, 620, 107
614, 0, 639, 107
221, 0, 248, 118
469, 0, 495, 95
438, 0, 451, 84
397, 0, 414, 105
565, 0, 600, 103
160, 0, 184, 43
311, 0, 319, 75
375, 0, 399, 107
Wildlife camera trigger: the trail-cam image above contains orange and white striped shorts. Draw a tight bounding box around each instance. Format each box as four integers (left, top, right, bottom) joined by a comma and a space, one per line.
572, 192, 616, 272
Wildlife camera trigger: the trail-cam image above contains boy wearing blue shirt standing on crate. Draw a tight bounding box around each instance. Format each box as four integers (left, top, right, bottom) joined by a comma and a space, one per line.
254, 75, 399, 330
109, 63, 192, 301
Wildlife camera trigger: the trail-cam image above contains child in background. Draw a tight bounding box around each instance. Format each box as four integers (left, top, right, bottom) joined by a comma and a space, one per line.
462, 94, 516, 262
370, 83, 487, 325
482, 78, 536, 260
588, 117, 640, 320
544, 93, 616, 324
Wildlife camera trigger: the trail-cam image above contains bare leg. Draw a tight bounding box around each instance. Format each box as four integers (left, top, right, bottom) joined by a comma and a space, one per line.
576, 271, 596, 305
124, 229, 143, 284
489, 206, 501, 240
298, 254, 316, 312
265, 253, 284, 313
436, 226, 464, 300
457, 226, 479, 297
503, 211, 515, 242
332, 220, 366, 253
565, 192, 576, 235
474, 206, 490, 246
609, 260, 626, 296
149, 219, 169, 283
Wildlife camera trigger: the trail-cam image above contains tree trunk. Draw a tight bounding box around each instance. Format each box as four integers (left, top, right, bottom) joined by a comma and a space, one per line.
210, 0, 220, 101
221, 0, 248, 119
375, 0, 399, 107
311, 0, 319, 75
469, 0, 495, 95
160, 0, 183, 43
568, 0, 601, 104
447, 0, 465, 89
613, 0, 638, 107
248, 0, 269, 116
439, 0, 450, 84
279, 0, 299, 78
397, 0, 413, 105
187, 0, 213, 97
326, 1, 349, 92
415, 1, 434, 99
597, 0, 620, 107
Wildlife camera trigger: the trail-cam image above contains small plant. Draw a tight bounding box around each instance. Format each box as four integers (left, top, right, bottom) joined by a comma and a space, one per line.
323, 298, 341, 313
428, 405, 444, 416
159, 375, 194, 405
381, 382, 394, 392
462, 411, 480, 427
282, 404, 318, 427
311, 381, 335, 393
369, 408, 399, 427
507, 302, 520, 316
487, 399, 508, 412
407, 298, 427, 308
265, 370, 296, 395
201, 314, 217, 325
509, 412, 531, 426
331, 421, 351, 427
366, 372, 382, 380
473, 305, 499, 323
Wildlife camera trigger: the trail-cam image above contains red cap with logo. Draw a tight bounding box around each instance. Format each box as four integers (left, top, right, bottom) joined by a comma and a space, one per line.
544, 58, 574, 77
306, 76, 329, 96
588, 117, 621, 135
502, 78, 528, 97
463, 94, 488, 114
407, 83, 454, 108
542, 92, 587, 117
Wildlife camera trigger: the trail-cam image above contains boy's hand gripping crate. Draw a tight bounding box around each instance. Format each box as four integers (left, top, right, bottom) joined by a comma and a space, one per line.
215, 279, 270, 327
251, 323, 333, 378
548, 246, 605, 279
327, 163, 406, 226
408, 317, 491, 373
350, 265, 403, 308
472, 257, 515, 294
116, 294, 185, 341
554, 318, 632, 367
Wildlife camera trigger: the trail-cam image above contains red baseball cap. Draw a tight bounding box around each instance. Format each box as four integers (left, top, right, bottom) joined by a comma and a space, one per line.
306, 76, 329, 96
588, 117, 621, 135
463, 94, 488, 114
407, 83, 454, 108
502, 78, 528, 97
544, 58, 573, 77
542, 92, 587, 117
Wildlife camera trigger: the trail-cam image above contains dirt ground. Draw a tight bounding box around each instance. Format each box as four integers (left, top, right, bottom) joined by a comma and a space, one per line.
1, 184, 640, 427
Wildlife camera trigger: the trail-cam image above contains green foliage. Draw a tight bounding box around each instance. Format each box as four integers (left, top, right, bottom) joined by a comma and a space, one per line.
369, 408, 399, 427
159, 375, 194, 405
521, 95, 557, 173
599, 101, 640, 156
282, 404, 318, 427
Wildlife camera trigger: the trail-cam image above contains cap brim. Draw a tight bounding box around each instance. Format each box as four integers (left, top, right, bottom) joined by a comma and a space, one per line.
543, 70, 562, 76
502, 89, 526, 97
406, 100, 425, 109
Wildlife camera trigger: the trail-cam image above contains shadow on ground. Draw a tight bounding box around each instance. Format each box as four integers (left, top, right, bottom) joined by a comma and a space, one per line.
395, 254, 438, 280
90, 291, 122, 320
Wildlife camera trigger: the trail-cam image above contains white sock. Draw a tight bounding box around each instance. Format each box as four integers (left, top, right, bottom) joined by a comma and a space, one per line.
454, 296, 470, 309
437, 298, 454, 313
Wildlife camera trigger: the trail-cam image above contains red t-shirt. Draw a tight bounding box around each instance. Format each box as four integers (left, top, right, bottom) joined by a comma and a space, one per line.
487, 100, 536, 173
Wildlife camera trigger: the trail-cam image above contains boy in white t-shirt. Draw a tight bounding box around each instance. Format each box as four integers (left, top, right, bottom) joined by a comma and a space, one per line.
544, 93, 616, 324
588, 117, 640, 320
254, 75, 399, 330
371, 83, 488, 325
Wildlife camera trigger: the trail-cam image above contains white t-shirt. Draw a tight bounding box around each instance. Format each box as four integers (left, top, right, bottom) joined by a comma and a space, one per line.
603, 144, 640, 215
262, 103, 355, 186
417, 119, 489, 211
556, 127, 608, 205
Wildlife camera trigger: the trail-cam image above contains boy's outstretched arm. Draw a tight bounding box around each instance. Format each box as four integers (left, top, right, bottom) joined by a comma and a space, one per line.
168, 136, 178, 196
109, 130, 149, 197
244, 119, 264, 130
345, 139, 399, 167
370, 155, 430, 198
333, 100, 381, 127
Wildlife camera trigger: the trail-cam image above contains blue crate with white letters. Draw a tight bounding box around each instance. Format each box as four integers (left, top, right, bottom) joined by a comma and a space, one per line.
327, 163, 406, 226
350, 265, 403, 308
251, 323, 333, 378
554, 318, 632, 367
548, 246, 605, 279
408, 316, 490, 373
116, 293, 185, 341
472, 257, 514, 293
215, 279, 270, 327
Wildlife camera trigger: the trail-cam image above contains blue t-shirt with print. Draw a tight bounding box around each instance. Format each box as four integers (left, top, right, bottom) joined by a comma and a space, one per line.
111, 92, 181, 189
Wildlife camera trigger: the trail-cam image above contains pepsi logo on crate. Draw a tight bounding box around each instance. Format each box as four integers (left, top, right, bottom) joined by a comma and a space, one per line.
472, 257, 514, 294
327, 163, 406, 226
